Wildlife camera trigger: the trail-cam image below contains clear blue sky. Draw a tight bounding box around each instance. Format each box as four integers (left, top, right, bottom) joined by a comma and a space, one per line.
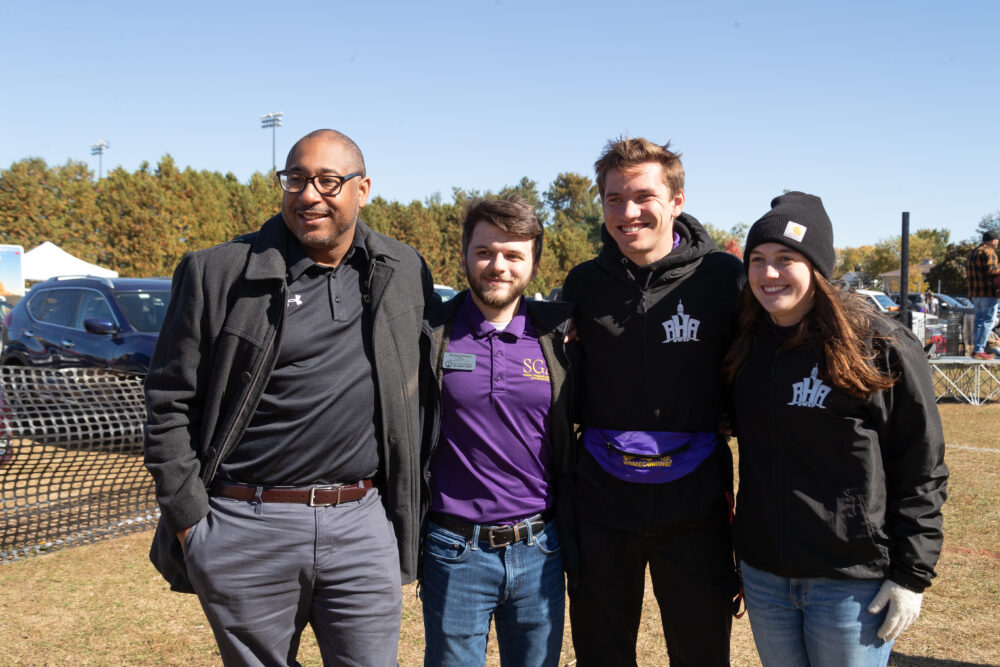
2, 1, 997, 248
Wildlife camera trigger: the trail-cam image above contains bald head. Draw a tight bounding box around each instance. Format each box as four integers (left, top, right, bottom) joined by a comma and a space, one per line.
280, 129, 372, 267
286, 129, 366, 175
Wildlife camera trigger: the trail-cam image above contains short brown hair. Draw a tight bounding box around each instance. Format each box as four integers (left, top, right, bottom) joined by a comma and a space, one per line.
594, 136, 684, 199
461, 196, 544, 266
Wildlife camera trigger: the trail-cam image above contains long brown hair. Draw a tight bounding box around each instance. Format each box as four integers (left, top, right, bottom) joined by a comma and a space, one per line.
722, 268, 896, 398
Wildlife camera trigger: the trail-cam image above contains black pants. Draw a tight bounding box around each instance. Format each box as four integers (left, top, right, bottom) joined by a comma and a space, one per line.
568, 506, 736, 667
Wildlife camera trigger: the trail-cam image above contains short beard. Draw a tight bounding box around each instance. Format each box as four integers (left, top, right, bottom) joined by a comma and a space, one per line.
466, 267, 527, 312
293, 207, 358, 250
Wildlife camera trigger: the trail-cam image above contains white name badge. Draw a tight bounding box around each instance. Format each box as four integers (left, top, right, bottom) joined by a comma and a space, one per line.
443, 352, 477, 371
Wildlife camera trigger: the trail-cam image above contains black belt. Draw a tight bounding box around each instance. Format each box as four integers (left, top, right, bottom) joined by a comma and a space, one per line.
210, 479, 372, 506
429, 509, 554, 548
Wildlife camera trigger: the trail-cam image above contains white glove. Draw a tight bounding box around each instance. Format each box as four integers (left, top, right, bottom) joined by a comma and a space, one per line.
867, 580, 923, 642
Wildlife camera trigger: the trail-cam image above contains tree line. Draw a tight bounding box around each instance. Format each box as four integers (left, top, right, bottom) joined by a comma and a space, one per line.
0, 156, 994, 296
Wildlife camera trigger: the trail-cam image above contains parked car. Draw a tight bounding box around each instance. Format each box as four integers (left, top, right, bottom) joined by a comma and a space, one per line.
933, 293, 973, 315
856, 289, 944, 349
949, 295, 974, 309
433, 284, 458, 303
0, 392, 11, 467
0, 298, 13, 356
856, 289, 899, 314
1, 276, 171, 374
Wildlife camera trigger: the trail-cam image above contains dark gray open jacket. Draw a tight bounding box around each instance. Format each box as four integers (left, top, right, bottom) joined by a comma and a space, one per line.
144, 214, 432, 592
419, 292, 582, 582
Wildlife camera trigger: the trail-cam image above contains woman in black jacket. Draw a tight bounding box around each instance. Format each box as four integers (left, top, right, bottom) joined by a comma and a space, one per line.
723, 192, 948, 667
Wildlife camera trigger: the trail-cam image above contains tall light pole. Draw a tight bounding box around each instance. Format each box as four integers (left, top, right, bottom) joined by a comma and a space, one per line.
260, 112, 283, 173
90, 140, 109, 179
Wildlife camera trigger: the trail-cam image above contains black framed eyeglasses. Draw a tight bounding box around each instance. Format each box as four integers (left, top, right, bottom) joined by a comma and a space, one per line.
276, 170, 364, 196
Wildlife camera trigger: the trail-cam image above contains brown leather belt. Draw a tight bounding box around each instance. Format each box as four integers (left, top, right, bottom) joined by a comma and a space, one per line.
210, 479, 373, 506
429, 509, 554, 548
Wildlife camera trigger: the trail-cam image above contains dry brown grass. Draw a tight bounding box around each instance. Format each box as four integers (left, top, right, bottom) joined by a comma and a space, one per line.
0, 402, 997, 666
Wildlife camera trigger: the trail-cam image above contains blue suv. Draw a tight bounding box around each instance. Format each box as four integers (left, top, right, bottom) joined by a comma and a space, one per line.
1, 276, 172, 374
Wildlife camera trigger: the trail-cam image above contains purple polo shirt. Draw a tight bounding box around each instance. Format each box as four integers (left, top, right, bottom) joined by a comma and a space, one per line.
429, 296, 554, 524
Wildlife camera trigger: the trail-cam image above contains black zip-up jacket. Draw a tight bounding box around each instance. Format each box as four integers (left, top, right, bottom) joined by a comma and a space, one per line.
730, 314, 948, 592
419, 292, 581, 578
145, 215, 433, 592
562, 214, 745, 533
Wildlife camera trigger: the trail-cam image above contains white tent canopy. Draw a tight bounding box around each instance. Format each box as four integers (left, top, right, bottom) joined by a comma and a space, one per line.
23, 242, 118, 281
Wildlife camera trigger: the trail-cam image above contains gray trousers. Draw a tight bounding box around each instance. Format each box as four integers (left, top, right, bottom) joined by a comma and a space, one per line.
184, 487, 402, 666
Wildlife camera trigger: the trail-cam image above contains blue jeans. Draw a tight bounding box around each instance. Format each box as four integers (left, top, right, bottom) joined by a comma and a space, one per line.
741, 562, 892, 667
420, 518, 565, 667
972, 296, 999, 353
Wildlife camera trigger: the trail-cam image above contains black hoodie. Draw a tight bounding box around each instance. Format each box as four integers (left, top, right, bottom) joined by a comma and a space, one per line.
562, 213, 744, 533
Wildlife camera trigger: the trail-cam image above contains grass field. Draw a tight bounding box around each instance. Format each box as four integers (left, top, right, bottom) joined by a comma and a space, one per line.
1, 403, 998, 666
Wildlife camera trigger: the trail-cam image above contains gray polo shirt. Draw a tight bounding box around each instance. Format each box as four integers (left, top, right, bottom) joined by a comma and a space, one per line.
218, 228, 379, 486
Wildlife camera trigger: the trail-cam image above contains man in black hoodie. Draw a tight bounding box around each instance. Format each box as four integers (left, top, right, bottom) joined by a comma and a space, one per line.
562, 137, 744, 666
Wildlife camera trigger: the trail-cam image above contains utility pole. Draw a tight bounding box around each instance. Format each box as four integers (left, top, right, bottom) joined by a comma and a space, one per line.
90, 140, 109, 179
260, 112, 284, 173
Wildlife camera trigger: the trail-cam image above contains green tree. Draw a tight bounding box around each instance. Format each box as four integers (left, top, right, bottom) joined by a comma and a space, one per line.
96, 159, 188, 276
847, 229, 951, 293
230, 170, 281, 235
975, 211, 1000, 241
703, 222, 748, 255
926, 241, 976, 295
834, 245, 876, 280
544, 172, 602, 246
0, 158, 100, 257
533, 219, 596, 296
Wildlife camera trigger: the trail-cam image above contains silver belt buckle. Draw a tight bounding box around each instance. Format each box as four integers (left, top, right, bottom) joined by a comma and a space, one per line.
308, 485, 342, 507
488, 526, 508, 548
488, 522, 523, 548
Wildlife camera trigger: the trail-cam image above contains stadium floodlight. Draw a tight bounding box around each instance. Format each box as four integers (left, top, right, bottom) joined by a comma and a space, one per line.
260, 112, 284, 173
90, 140, 109, 179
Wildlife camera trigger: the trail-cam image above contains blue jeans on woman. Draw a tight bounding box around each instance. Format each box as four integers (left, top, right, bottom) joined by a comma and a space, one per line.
741, 562, 893, 667
420, 518, 565, 667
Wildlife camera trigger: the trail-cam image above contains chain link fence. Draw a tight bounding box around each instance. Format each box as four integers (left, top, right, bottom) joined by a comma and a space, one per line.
0, 366, 157, 562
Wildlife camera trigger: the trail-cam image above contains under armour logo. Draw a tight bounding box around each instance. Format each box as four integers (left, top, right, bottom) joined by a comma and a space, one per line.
288, 294, 303, 307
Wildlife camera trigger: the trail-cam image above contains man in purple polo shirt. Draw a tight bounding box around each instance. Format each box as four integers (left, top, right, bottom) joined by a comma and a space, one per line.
420, 196, 576, 667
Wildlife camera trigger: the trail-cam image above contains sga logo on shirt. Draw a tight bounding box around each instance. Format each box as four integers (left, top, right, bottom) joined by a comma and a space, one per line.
522, 358, 549, 382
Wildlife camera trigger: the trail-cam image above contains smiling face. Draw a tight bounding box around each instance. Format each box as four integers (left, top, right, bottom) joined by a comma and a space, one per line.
748, 242, 816, 326
461, 221, 538, 323
280, 134, 371, 266
602, 162, 685, 266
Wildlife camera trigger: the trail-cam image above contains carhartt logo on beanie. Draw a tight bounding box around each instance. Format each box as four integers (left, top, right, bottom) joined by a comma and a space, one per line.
743, 191, 835, 278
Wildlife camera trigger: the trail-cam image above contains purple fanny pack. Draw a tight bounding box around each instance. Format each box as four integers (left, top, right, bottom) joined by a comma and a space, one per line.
582, 428, 717, 484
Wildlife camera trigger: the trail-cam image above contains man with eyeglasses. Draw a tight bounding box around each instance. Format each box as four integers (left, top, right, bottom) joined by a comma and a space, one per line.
145, 129, 434, 665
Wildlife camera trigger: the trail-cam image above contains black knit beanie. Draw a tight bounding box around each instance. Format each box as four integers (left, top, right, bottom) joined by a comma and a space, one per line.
743, 191, 835, 278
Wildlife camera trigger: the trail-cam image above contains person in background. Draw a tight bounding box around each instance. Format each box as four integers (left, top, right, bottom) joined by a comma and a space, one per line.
420, 196, 575, 666
966, 230, 1000, 360
925, 290, 939, 316
144, 129, 433, 666
723, 191, 948, 667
